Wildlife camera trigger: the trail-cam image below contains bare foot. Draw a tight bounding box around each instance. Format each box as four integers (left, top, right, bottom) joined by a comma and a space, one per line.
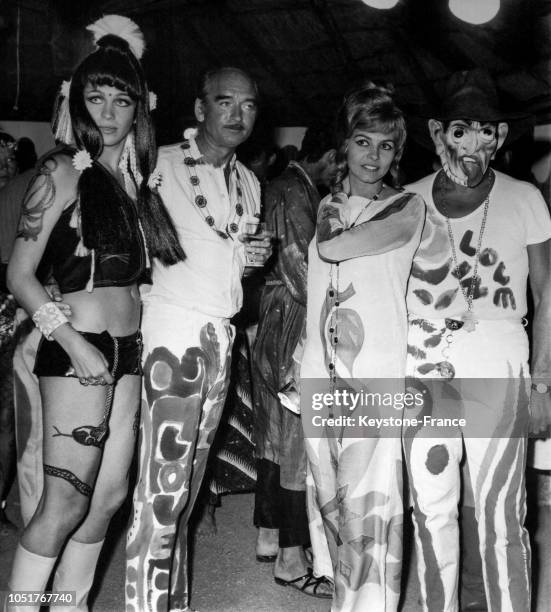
274, 545, 310, 581
194, 503, 217, 537
275, 547, 333, 600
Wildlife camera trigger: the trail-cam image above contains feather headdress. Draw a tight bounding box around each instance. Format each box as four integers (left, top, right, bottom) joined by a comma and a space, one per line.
86, 14, 145, 59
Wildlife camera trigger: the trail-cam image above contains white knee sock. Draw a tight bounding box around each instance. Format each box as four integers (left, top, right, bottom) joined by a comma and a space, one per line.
6, 544, 57, 612
52, 538, 104, 612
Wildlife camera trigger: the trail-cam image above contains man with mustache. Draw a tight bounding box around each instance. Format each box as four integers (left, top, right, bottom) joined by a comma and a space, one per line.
126, 67, 272, 612
404, 69, 551, 611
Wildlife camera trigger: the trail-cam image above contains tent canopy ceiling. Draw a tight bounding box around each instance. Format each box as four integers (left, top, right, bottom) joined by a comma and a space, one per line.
1, 0, 550, 143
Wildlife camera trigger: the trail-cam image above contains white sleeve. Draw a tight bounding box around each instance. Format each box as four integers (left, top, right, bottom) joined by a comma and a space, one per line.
523, 182, 551, 245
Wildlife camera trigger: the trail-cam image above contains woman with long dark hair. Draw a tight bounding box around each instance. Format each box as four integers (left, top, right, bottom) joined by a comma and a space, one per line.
5, 15, 183, 611
300, 83, 426, 610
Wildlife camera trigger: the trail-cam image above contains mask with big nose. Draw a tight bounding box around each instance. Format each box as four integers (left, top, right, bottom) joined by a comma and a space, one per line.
430, 118, 508, 188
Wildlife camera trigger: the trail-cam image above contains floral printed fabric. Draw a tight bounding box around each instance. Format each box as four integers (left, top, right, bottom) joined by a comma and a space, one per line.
301, 191, 425, 610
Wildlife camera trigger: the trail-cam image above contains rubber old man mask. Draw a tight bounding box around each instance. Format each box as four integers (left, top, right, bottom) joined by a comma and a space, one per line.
422, 69, 520, 188
429, 118, 508, 188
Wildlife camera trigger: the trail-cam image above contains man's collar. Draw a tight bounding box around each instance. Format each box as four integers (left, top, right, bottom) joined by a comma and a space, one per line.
182, 126, 237, 170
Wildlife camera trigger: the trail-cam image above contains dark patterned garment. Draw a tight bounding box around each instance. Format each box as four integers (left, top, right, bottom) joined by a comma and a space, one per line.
252, 162, 319, 547
0, 292, 17, 524
207, 328, 256, 499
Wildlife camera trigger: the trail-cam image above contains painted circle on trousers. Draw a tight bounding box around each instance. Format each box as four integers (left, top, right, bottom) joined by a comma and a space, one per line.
151, 360, 173, 390
159, 463, 186, 492
156, 593, 168, 611
425, 443, 450, 475
155, 571, 170, 590
126, 585, 136, 600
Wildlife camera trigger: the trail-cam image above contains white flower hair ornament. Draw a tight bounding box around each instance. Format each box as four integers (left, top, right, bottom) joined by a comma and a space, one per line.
147, 168, 162, 192
87, 14, 145, 60
72, 149, 93, 172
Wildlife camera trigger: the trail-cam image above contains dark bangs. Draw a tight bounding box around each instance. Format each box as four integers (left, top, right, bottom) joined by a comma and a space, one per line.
69, 37, 145, 157
77, 51, 142, 100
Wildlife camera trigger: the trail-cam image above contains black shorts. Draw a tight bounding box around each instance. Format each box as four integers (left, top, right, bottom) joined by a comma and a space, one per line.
33, 330, 142, 381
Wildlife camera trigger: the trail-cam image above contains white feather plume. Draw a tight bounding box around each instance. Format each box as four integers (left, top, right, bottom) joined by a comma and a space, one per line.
86, 14, 145, 59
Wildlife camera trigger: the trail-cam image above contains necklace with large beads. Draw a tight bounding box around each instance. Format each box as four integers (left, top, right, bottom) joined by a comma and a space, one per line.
181, 139, 244, 239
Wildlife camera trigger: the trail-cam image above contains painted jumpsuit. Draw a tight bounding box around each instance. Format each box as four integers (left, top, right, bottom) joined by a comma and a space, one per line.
301, 190, 425, 611
125, 130, 260, 612
404, 170, 551, 612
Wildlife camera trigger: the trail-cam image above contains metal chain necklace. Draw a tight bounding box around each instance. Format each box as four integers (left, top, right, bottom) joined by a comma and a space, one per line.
181, 138, 244, 239
350, 183, 385, 227
442, 193, 490, 332
326, 184, 385, 389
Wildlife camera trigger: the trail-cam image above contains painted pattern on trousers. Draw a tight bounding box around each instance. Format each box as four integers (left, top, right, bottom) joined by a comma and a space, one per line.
126, 317, 232, 612
404, 318, 531, 612
305, 434, 403, 611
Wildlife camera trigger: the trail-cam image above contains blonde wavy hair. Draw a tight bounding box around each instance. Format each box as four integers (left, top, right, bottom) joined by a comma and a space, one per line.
332, 82, 406, 193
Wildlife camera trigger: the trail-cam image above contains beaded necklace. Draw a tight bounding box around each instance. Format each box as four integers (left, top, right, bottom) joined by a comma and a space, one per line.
327, 261, 340, 392
181, 138, 244, 239
326, 187, 384, 390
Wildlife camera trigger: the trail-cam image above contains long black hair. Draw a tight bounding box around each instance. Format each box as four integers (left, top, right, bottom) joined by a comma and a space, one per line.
69, 33, 184, 264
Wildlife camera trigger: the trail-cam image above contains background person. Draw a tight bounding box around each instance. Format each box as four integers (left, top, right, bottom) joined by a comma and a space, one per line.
0, 132, 21, 537
252, 125, 336, 598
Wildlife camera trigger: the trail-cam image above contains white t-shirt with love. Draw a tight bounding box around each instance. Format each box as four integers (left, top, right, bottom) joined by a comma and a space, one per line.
406, 170, 551, 321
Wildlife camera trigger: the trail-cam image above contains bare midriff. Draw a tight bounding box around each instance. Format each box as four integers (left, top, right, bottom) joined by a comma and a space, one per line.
62, 284, 141, 336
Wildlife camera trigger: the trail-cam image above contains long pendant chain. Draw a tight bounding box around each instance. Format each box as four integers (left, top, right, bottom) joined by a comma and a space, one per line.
181, 138, 244, 239
350, 183, 385, 228
328, 262, 340, 393
444, 195, 490, 331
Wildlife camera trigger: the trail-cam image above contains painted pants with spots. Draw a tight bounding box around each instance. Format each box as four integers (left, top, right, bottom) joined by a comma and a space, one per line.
404, 318, 531, 612
126, 305, 234, 612
304, 433, 403, 612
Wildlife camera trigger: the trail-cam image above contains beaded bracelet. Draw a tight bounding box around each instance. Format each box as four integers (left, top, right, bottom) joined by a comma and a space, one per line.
32, 301, 69, 340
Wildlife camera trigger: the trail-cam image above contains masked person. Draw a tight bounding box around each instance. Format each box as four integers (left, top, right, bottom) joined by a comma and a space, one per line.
403, 69, 551, 611
5, 15, 184, 612
125, 67, 272, 612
